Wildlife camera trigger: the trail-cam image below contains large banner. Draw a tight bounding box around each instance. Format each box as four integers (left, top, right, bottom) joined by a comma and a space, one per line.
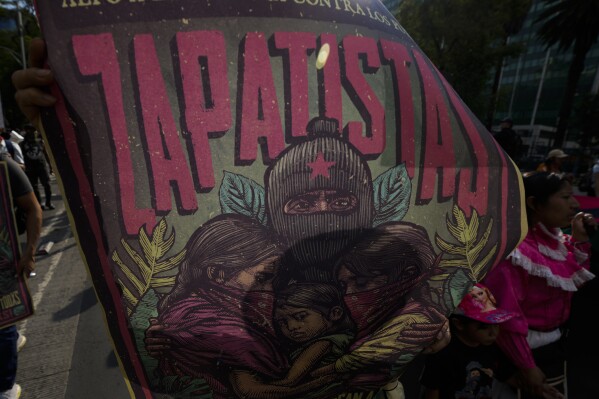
0, 161, 33, 328
34, 1, 525, 398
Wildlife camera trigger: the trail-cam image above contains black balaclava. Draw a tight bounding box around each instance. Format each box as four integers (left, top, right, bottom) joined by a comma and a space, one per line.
266, 117, 374, 281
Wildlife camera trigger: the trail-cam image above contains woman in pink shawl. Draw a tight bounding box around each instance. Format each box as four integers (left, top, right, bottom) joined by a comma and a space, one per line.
153, 215, 331, 398
483, 172, 596, 398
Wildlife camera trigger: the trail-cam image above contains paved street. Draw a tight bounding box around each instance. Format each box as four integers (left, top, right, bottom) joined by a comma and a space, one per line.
14, 180, 129, 399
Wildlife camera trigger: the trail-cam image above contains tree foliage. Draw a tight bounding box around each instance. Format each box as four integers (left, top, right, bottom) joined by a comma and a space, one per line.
0, 0, 39, 129
535, 0, 599, 147
397, 0, 531, 120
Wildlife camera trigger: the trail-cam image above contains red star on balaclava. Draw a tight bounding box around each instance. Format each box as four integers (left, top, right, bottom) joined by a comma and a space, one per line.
307, 152, 336, 179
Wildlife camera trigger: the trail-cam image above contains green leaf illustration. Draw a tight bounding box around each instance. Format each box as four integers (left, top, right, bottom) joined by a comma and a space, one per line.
130, 289, 159, 384
373, 163, 411, 227
219, 171, 267, 225
442, 268, 472, 310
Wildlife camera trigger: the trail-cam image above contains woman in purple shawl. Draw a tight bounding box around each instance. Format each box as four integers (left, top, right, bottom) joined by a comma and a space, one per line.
151, 215, 332, 398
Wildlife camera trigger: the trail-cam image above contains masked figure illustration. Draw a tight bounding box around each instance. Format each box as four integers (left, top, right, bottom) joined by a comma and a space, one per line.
265, 118, 374, 282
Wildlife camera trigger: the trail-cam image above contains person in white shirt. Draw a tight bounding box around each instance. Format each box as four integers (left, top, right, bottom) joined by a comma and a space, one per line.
0, 130, 25, 169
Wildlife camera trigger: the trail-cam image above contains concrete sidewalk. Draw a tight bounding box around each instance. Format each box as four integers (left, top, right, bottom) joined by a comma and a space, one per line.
15, 182, 129, 399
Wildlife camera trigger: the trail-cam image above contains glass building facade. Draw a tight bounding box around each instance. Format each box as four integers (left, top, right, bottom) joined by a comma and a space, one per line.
381, 0, 402, 13
494, 0, 599, 158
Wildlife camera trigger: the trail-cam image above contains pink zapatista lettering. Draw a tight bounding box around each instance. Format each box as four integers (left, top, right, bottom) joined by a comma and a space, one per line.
237, 32, 286, 163
177, 30, 232, 190
440, 73, 489, 216
413, 50, 456, 203
341, 35, 385, 157
274, 31, 316, 138
318, 34, 343, 127
73, 33, 155, 235
380, 39, 416, 178
134, 34, 198, 214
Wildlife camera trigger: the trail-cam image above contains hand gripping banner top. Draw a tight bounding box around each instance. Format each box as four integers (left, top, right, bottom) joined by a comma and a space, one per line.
33, 1, 525, 398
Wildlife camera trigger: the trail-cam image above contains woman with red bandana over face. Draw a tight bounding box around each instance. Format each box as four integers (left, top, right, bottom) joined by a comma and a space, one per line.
306, 222, 447, 391
148, 215, 334, 399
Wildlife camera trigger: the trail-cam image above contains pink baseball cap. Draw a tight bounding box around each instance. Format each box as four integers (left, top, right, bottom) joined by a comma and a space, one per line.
454, 283, 516, 324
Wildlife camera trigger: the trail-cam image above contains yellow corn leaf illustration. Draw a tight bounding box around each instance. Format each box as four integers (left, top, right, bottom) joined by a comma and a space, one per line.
139, 219, 175, 265
121, 285, 137, 317
473, 245, 497, 280
435, 237, 465, 256
438, 258, 469, 268
453, 206, 469, 240
469, 221, 494, 265
151, 276, 177, 289
468, 210, 480, 241
428, 272, 451, 282
112, 251, 145, 296
121, 240, 152, 286
436, 205, 497, 282
154, 250, 186, 275
112, 218, 186, 316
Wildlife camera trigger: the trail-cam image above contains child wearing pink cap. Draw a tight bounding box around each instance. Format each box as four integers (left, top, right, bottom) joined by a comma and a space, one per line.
420, 283, 518, 399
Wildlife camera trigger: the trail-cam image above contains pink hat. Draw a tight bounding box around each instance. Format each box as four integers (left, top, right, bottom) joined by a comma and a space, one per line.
454, 283, 516, 324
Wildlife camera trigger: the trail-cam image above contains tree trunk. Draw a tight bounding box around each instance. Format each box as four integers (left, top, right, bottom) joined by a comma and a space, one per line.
553, 40, 592, 148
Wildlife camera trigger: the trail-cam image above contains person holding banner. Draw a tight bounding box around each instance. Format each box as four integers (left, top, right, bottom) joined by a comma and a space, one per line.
0, 155, 43, 399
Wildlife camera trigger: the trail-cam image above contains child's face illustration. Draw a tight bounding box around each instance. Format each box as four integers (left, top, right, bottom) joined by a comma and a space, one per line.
275, 306, 333, 343
225, 256, 278, 292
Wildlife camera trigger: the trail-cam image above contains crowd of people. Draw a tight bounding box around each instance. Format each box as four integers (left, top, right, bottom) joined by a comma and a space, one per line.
493, 117, 599, 199
0, 124, 54, 210
1, 39, 597, 399
0, 129, 43, 398
410, 169, 594, 399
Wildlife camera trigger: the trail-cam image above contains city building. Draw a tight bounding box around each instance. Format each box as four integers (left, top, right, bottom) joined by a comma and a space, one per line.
0, 17, 16, 30
493, 0, 599, 161
381, 0, 402, 13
